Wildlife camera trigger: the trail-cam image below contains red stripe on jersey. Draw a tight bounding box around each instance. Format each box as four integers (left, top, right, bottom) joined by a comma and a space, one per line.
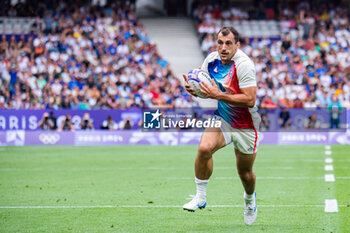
227, 61, 255, 129
227, 62, 240, 94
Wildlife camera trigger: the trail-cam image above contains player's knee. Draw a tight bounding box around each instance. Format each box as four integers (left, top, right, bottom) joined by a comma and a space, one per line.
238, 170, 253, 182
197, 143, 214, 160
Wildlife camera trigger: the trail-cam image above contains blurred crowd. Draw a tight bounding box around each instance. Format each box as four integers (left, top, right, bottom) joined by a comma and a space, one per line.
0, 0, 349, 116
194, 0, 350, 109
38, 111, 134, 131
0, 0, 195, 110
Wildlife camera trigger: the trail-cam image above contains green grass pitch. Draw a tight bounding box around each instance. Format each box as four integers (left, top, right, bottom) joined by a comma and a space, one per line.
0, 145, 349, 232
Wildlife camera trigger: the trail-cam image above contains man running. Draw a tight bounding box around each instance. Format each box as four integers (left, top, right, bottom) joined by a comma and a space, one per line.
182, 26, 260, 226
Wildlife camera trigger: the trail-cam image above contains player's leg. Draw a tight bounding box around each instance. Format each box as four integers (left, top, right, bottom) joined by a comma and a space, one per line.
233, 128, 259, 225
235, 149, 256, 195
183, 127, 227, 212
195, 127, 226, 180
236, 149, 258, 225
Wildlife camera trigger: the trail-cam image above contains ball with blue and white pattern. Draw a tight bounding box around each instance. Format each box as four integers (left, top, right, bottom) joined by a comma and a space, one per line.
187, 69, 213, 98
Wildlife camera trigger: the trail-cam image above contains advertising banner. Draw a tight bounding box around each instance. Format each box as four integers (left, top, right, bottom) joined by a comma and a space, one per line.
0, 109, 142, 131
25, 131, 75, 145
0, 130, 349, 146
0, 109, 348, 131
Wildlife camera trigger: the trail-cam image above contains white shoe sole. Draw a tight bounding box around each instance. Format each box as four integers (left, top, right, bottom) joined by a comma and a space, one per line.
183, 202, 206, 212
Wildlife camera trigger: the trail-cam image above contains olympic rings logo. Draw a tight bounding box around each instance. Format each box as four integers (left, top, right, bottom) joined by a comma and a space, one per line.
39, 133, 61, 144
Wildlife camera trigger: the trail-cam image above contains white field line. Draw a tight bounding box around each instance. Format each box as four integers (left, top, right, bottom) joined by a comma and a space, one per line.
325, 199, 339, 212
325, 158, 333, 163
243, 159, 331, 162
325, 174, 335, 182
169, 176, 350, 181
325, 150, 332, 155
0, 204, 348, 209
0, 167, 180, 171
258, 159, 350, 162
215, 177, 322, 180
329, 160, 350, 162
325, 165, 334, 171
325, 145, 331, 150
0, 166, 298, 172
168, 177, 326, 180
265, 159, 323, 162
324, 147, 338, 213
215, 166, 293, 170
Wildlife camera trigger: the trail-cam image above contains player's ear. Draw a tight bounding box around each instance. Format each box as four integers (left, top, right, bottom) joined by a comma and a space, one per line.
236, 41, 240, 48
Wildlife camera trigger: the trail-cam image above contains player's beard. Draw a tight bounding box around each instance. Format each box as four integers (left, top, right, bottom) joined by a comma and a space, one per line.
220, 52, 232, 64
220, 47, 237, 65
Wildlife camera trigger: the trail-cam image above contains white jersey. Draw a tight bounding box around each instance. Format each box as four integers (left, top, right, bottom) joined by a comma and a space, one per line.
201, 49, 260, 130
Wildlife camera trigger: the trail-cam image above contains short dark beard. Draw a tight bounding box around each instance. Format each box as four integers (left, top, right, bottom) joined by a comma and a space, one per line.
220, 47, 237, 65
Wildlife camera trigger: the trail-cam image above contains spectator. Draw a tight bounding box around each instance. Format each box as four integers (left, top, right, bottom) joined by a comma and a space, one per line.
48, 111, 57, 130
0, 96, 5, 108
305, 113, 320, 129
100, 115, 118, 130
279, 107, 291, 129
120, 117, 133, 130
259, 109, 270, 131
38, 112, 55, 130
58, 114, 74, 131
328, 95, 342, 129
80, 113, 94, 130
294, 98, 304, 108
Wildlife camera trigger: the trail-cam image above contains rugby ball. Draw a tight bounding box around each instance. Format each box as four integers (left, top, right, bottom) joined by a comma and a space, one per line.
187, 69, 213, 98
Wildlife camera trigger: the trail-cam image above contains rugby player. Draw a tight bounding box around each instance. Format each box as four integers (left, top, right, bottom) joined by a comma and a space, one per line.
182, 26, 260, 225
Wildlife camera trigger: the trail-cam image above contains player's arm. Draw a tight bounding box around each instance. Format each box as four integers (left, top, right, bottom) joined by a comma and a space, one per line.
216, 86, 257, 108
199, 59, 257, 107
199, 80, 256, 108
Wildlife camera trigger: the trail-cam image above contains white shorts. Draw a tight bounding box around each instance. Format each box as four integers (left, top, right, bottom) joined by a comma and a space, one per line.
214, 115, 260, 154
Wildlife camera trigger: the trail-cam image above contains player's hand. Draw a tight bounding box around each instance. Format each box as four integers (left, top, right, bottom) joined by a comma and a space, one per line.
199, 79, 221, 99
182, 74, 198, 97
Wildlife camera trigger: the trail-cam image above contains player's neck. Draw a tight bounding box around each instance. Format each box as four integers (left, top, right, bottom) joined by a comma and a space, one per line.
221, 60, 231, 65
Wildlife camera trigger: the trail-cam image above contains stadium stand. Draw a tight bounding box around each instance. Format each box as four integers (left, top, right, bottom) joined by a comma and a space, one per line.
0, 0, 196, 110
193, 1, 350, 109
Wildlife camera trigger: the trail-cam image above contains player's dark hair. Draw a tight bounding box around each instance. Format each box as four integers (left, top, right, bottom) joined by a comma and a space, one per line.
218, 26, 239, 43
